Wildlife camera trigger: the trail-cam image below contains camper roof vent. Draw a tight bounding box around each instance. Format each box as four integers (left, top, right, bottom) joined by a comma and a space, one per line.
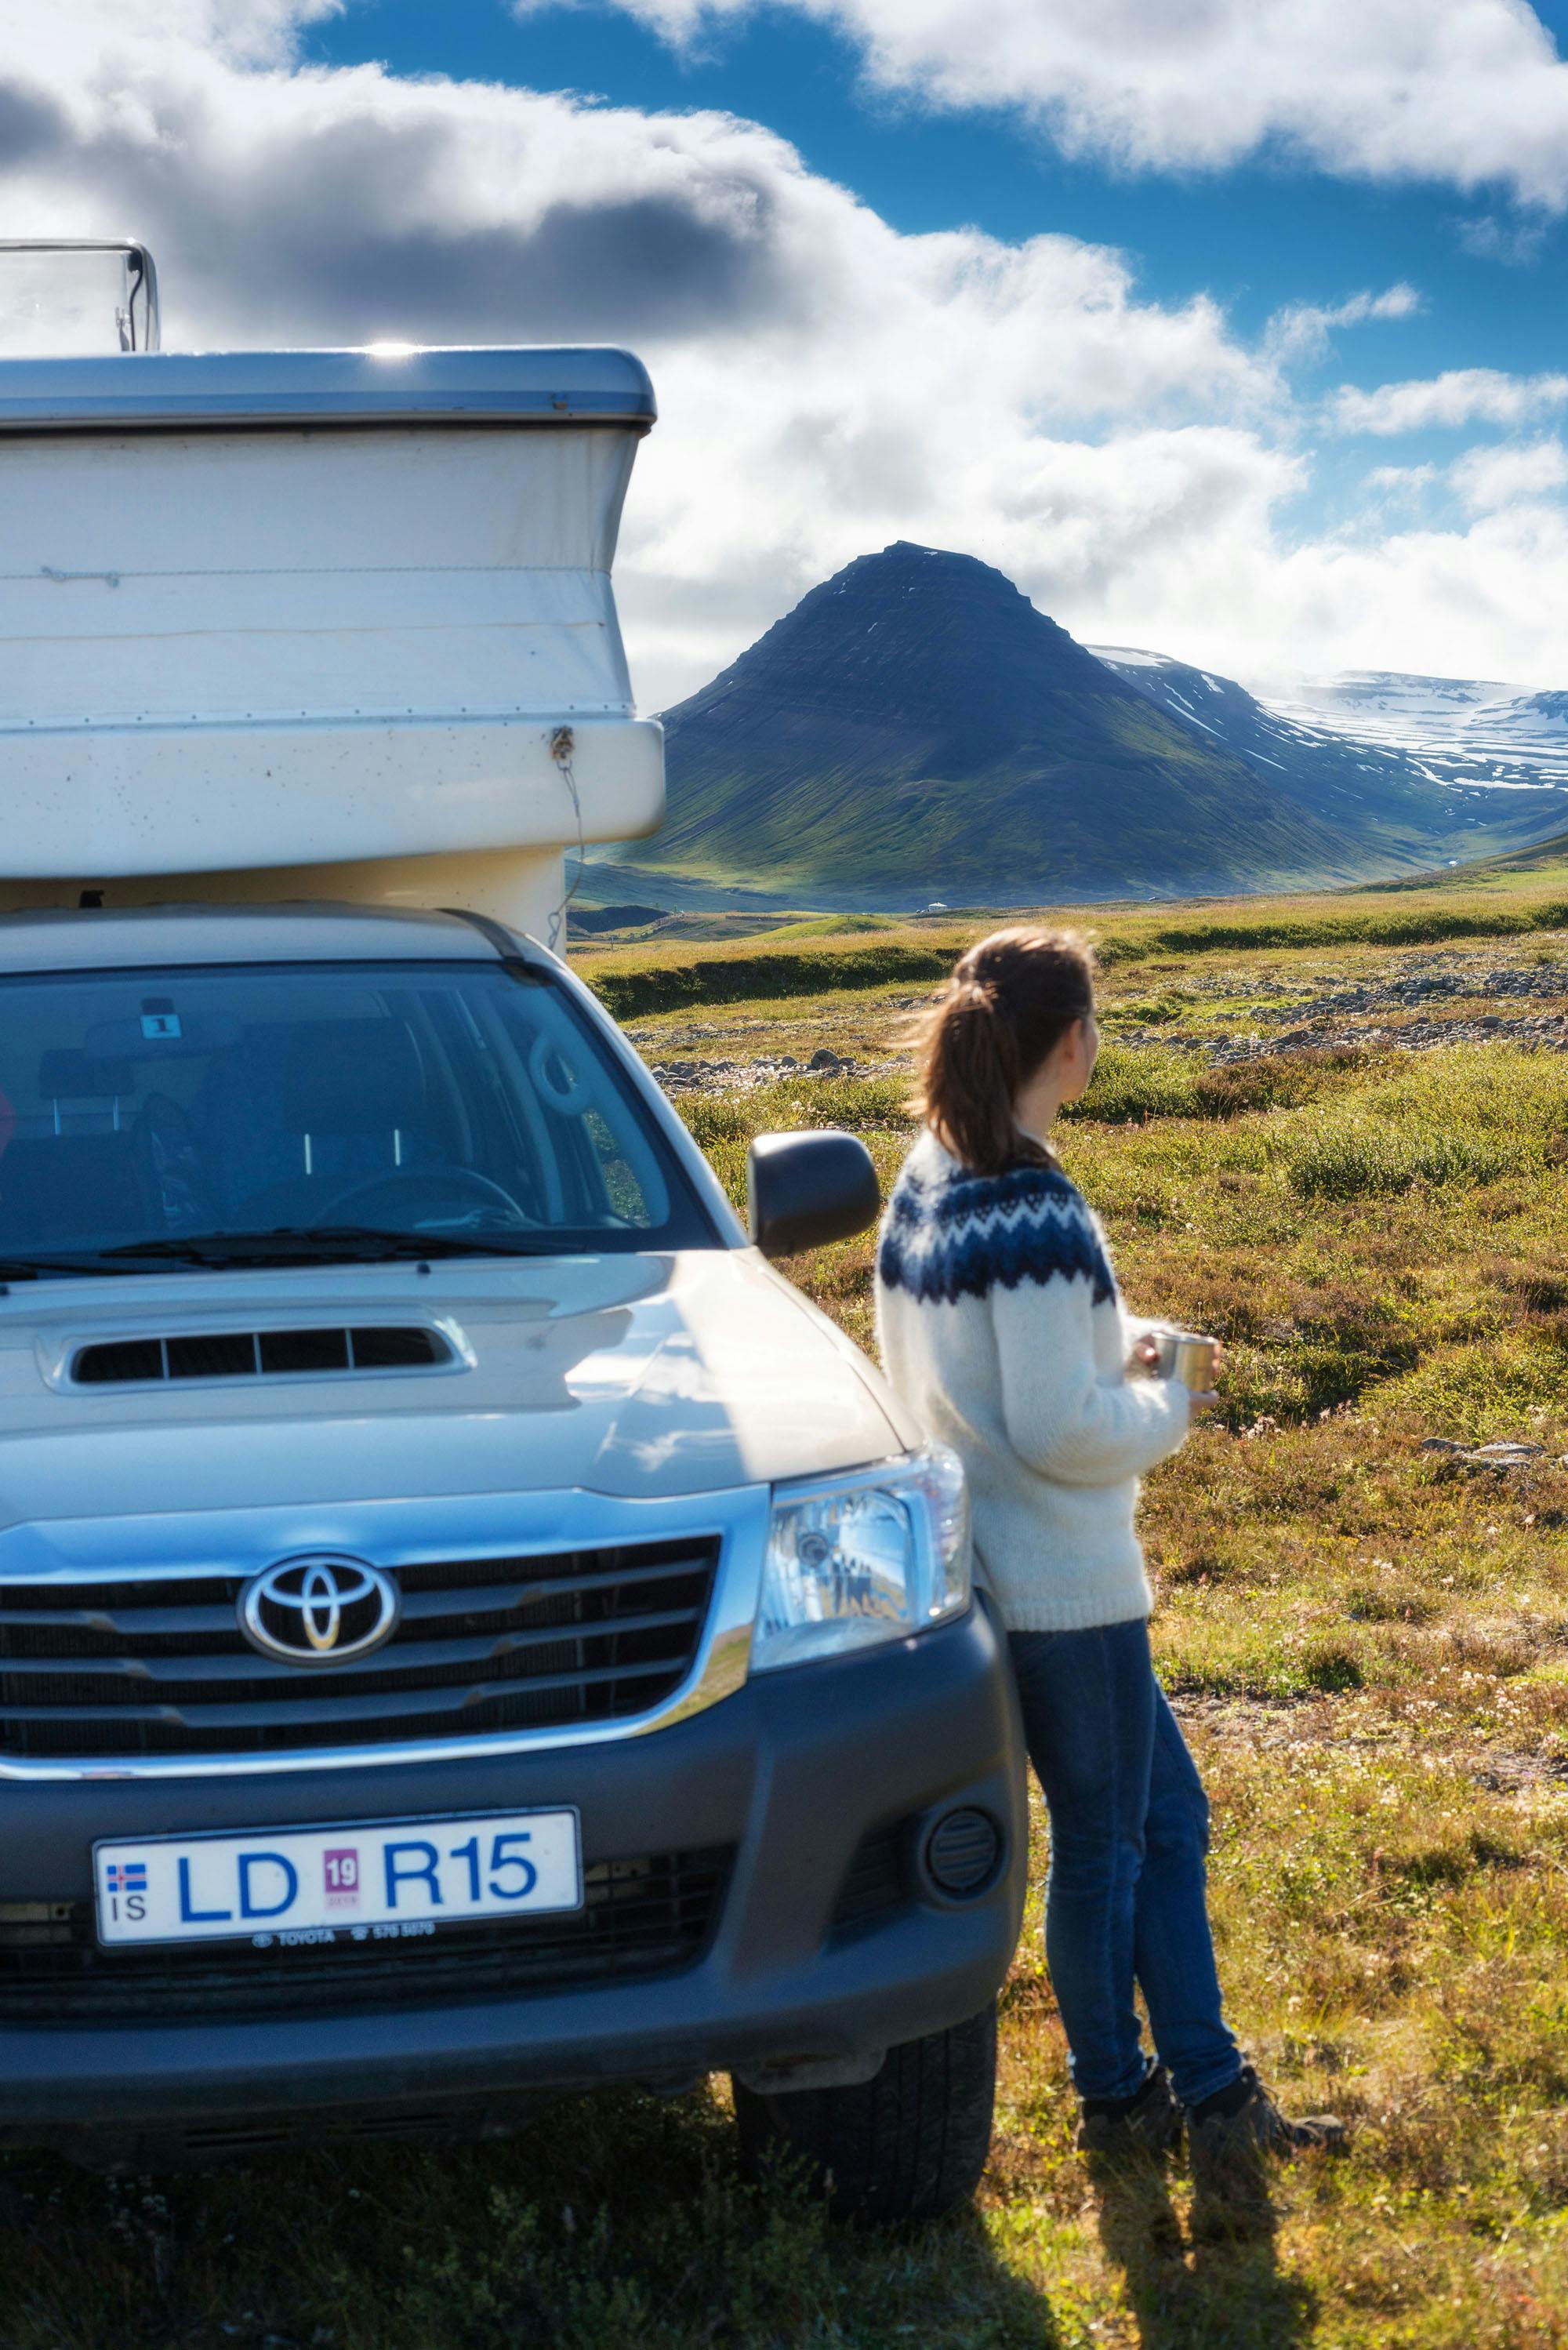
0, 238, 158, 354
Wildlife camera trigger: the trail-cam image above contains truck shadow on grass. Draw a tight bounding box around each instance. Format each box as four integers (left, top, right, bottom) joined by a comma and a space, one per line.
1, 2086, 1066, 2350
2, 2088, 1320, 2350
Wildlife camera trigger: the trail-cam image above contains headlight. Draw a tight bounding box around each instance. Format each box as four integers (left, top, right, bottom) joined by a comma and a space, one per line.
750, 1445, 971, 1674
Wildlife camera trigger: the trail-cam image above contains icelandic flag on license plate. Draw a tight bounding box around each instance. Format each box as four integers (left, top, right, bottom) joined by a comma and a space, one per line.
106, 1861, 148, 1895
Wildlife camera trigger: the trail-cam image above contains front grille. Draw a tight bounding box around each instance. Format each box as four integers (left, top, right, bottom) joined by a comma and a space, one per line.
0, 1847, 732, 2021
0, 1538, 721, 1762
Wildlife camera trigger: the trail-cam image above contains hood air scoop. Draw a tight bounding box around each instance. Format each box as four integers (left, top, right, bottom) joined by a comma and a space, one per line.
70, 1325, 456, 1387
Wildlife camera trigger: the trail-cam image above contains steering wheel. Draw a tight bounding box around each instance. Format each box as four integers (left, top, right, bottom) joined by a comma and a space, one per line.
316, 1163, 534, 1228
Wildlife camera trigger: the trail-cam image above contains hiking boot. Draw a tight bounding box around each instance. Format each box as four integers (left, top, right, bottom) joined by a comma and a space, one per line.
1187, 2065, 1346, 2233
1076, 2062, 1183, 2163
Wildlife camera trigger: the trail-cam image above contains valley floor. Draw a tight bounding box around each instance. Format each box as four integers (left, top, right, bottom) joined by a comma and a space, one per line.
11, 894, 1568, 2347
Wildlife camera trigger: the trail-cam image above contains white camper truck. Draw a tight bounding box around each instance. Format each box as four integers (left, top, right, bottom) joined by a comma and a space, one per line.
0, 256, 1025, 2217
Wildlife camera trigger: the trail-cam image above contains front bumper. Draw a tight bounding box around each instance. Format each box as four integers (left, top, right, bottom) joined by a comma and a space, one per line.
0, 1603, 1026, 2161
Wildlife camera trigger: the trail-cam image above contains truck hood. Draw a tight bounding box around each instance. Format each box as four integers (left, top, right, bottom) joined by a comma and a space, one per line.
0, 1250, 914, 1537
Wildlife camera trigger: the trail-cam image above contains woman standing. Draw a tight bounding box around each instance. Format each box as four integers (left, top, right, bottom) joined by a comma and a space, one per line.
874, 927, 1343, 2209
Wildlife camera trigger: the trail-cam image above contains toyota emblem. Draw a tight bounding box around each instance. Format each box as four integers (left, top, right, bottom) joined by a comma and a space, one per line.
238, 1554, 400, 1666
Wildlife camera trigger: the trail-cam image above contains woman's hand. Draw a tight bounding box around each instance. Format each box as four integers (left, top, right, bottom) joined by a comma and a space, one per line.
1131, 1331, 1225, 1418
1187, 1338, 1225, 1422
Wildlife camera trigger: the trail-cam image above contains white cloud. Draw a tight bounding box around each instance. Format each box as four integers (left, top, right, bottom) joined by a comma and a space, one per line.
1329, 367, 1568, 434
3, 0, 1568, 714
1364, 462, 1438, 497
1265, 282, 1421, 364
1450, 437, 1568, 510
1243, 502, 1568, 689
1457, 208, 1554, 263
532, 0, 1568, 212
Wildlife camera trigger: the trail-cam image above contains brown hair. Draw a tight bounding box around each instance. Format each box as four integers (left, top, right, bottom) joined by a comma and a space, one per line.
915, 927, 1096, 1175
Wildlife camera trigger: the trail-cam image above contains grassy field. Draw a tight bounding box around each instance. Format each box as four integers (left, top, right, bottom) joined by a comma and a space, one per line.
572, 859, 1568, 1019
9, 897, 1568, 2346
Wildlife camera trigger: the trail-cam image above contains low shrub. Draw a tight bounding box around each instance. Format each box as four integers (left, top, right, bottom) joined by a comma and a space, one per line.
1189, 1049, 1367, 1117
1062, 1044, 1203, 1124
1065, 1044, 1367, 1128
1282, 1117, 1517, 1200
677, 1075, 909, 1156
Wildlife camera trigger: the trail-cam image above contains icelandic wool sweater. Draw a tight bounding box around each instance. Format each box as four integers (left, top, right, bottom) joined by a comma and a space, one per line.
874, 1128, 1189, 1633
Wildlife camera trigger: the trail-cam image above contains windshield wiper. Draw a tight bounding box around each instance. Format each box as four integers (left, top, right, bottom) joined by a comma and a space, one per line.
0, 1253, 164, 1282
0, 1227, 570, 1282
94, 1226, 563, 1267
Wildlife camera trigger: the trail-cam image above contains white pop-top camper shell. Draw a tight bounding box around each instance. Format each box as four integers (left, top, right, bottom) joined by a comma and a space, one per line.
0, 344, 662, 938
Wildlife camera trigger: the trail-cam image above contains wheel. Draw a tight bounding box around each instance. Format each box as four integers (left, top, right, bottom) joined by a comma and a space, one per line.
732, 2002, 997, 2223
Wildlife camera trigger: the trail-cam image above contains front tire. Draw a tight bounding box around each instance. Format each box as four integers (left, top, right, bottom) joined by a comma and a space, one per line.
732, 2002, 997, 2222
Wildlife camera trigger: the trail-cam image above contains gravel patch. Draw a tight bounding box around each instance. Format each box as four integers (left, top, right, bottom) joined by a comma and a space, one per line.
1119, 954, 1568, 1062
644, 1047, 901, 1094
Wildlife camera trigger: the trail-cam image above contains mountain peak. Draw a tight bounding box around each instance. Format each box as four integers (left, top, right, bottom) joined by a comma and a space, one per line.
665, 540, 1094, 739
821, 539, 1040, 611
843, 539, 1018, 576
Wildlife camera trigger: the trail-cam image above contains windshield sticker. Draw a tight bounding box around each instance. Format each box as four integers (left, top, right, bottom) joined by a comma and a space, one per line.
140, 1012, 183, 1041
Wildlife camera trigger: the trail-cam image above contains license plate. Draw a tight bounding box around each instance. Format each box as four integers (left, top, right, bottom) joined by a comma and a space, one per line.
93, 1808, 582, 1949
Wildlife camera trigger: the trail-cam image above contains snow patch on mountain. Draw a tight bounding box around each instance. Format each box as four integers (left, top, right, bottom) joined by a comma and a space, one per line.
1092, 649, 1568, 800
1258, 670, 1568, 786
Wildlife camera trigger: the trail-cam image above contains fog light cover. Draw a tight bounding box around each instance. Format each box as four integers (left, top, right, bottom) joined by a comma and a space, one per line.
751, 1446, 971, 1674
924, 1807, 1001, 1897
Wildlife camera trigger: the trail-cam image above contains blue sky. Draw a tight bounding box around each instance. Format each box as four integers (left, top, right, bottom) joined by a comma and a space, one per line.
9, 0, 1568, 698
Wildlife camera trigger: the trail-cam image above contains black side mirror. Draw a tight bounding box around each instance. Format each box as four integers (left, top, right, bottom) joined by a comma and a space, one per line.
746, 1130, 881, 1259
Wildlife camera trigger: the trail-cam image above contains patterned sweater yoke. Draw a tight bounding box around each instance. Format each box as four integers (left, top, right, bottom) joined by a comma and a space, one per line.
879, 1153, 1116, 1309
874, 1129, 1189, 1635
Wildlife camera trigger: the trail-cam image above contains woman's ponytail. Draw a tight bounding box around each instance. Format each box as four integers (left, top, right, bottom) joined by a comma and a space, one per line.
915, 928, 1096, 1175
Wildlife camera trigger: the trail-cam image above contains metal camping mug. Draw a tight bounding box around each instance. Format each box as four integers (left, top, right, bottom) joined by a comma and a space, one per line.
1153, 1329, 1221, 1391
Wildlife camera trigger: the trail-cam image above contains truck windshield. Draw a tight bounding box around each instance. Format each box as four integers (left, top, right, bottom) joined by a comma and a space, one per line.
0, 959, 717, 1273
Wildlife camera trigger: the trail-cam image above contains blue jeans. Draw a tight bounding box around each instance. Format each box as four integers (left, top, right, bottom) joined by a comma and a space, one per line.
1009, 1618, 1242, 2110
